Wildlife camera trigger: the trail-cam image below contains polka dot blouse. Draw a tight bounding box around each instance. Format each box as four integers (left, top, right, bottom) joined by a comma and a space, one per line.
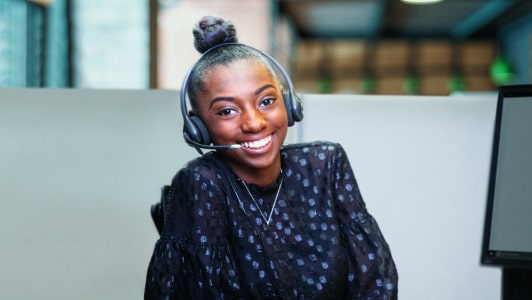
145, 141, 398, 299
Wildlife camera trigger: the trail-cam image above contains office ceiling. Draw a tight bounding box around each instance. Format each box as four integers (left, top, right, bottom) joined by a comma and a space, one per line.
279, 0, 532, 40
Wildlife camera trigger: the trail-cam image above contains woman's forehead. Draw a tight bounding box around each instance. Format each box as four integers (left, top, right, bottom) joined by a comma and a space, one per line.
209, 58, 268, 73
205, 59, 278, 85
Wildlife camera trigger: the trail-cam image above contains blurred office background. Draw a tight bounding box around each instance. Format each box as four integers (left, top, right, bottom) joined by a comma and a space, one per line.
1, 0, 532, 94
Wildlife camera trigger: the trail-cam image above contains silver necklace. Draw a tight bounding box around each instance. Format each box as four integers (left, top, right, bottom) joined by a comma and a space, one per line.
241, 171, 284, 226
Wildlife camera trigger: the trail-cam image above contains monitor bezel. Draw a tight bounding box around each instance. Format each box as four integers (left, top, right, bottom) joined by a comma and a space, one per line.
481, 84, 532, 269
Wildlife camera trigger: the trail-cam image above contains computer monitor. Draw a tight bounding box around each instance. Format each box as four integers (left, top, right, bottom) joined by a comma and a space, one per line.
481, 84, 532, 269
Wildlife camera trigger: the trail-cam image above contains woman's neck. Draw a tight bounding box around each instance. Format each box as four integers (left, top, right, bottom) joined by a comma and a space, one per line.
222, 158, 281, 187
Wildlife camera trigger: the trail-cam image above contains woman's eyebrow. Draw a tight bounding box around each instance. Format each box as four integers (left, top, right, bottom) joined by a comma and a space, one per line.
208, 84, 277, 109
209, 96, 234, 109
254, 84, 276, 95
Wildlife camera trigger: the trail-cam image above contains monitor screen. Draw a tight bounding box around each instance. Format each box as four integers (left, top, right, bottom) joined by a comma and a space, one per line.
481, 84, 532, 269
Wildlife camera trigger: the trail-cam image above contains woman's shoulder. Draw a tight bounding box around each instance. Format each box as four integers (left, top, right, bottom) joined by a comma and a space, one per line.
163, 153, 229, 239
280, 141, 350, 171
166, 154, 228, 203
281, 140, 347, 157
169, 152, 225, 187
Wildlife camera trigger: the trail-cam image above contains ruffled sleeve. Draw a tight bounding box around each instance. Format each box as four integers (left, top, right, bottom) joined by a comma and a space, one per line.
331, 145, 398, 299
144, 165, 245, 300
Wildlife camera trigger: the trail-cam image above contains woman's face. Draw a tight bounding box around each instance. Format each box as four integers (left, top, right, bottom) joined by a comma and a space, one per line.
195, 59, 289, 180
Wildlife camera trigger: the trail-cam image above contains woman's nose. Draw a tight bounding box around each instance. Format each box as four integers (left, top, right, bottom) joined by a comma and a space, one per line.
241, 107, 266, 132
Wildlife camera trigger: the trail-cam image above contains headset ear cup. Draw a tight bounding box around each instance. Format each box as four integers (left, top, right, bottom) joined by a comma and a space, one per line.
291, 91, 303, 123
283, 92, 295, 126
283, 91, 303, 127
189, 115, 212, 145
292, 92, 303, 122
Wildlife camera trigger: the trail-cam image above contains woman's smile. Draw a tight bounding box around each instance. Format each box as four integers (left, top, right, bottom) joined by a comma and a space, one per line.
240, 134, 272, 150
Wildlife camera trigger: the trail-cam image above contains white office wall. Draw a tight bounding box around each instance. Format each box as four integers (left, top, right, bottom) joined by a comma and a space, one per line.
0, 89, 501, 299
0, 89, 190, 299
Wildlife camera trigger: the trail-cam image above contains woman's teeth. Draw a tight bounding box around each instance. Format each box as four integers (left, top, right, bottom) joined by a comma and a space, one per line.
241, 135, 272, 149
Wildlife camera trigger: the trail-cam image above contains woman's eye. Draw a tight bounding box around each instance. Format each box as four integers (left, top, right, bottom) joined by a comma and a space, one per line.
216, 108, 235, 116
260, 97, 276, 107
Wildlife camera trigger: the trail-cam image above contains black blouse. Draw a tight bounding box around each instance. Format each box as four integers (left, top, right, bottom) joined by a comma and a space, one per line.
145, 141, 398, 299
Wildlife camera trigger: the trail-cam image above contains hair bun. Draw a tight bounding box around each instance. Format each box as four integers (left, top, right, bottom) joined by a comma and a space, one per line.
193, 16, 238, 54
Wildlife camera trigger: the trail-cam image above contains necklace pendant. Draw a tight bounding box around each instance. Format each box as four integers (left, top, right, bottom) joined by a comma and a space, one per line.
242, 173, 284, 226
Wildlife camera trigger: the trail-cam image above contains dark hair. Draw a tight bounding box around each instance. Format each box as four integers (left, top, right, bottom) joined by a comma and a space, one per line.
187, 16, 277, 110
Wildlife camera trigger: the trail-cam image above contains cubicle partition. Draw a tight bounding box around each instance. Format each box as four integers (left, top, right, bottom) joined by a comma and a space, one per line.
0, 89, 500, 299
298, 93, 500, 299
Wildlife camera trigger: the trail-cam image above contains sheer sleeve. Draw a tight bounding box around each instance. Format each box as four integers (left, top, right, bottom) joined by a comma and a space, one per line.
331, 145, 398, 299
144, 166, 245, 300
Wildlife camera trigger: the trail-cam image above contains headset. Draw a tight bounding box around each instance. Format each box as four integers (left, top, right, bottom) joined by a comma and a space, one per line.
180, 43, 303, 154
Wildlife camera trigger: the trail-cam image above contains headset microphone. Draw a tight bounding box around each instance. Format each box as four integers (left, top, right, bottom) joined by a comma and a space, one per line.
183, 132, 241, 154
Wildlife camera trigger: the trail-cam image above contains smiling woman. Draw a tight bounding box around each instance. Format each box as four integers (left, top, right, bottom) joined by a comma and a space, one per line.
144, 15, 398, 300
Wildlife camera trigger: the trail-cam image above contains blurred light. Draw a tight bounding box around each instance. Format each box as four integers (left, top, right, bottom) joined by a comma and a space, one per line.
401, 0, 443, 4
447, 74, 466, 93
316, 77, 332, 93
403, 75, 420, 95
490, 56, 514, 86
360, 75, 376, 94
